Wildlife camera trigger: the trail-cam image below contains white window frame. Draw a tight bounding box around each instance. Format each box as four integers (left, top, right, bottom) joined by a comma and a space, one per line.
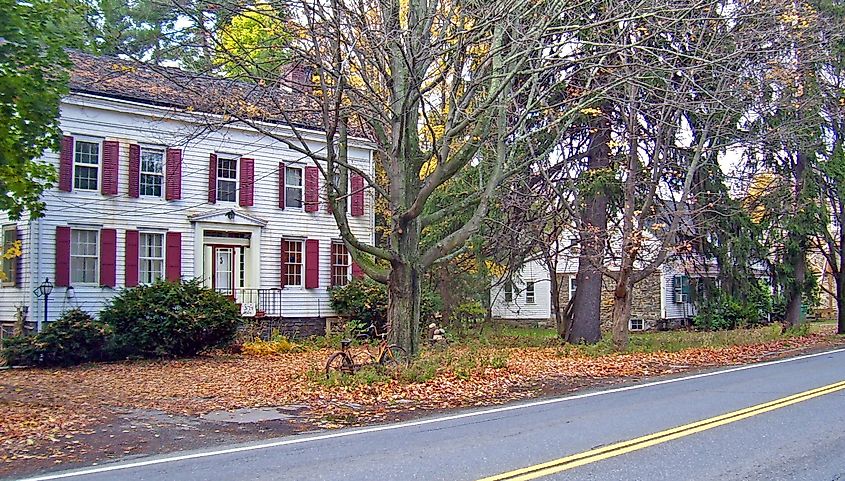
73, 137, 101, 192
629, 318, 644, 331
216, 156, 239, 203
285, 166, 304, 209
284, 239, 304, 287
70, 228, 99, 285
568, 276, 577, 299
504, 281, 513, 303
139, 232, 165, 284
331, 241, 351, 286
2, 225, 18, 286
140, 146, 165, 198
525, 281, 536, 304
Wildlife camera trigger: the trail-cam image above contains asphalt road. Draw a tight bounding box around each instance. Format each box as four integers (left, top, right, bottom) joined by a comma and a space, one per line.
19, 348, 845, 481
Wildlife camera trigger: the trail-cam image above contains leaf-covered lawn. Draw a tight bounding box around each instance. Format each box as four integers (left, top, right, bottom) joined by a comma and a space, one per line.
2, 326, 842, 467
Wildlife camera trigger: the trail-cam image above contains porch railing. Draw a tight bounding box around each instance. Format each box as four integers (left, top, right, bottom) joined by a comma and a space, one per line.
216, 288, 283, 318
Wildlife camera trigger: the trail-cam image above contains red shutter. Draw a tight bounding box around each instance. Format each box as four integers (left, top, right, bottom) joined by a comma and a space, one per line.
305, 166, 319, 212
100, 228, 117, 287
239, 158, 254, 207
102, 140, 119, 196
305, 239, 319, 288
166, 148, 182, 200
352, 261, 364, 279
55, 227, 71, 287
128, 144, 140, 198
125, 230, 139, 287
278, 162, 286, 209
351, 173, 365, 217
280, 239, 287, 288
208, 153, 218, 204
14, 227, 22, 287
59, 136, 73, 192
165, 232, 181, 282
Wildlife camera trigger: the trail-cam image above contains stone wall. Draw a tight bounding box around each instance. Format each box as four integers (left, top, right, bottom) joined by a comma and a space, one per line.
557, 271, 663, 331
241, 316, 329, 340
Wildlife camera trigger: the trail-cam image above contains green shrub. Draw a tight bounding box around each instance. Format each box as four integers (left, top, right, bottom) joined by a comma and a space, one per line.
329, 278, 441, 336
100, 279, 240, 358
452, 300, 486, 326
1, 308, 112, 366
694, 287, 770, 331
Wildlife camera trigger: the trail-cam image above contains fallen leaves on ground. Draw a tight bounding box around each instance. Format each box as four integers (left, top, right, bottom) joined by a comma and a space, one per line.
1, 327, 841, 465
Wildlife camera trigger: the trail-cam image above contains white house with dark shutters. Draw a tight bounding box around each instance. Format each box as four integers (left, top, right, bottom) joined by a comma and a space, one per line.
0, 52, 375, 336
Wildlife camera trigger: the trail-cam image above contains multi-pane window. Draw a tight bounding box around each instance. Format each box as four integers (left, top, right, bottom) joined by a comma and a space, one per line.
569, 276, 577, 299
217, 157, 238, 202
2, 226, 18, 284
140, 148, 164, 197
504, 282, 513, 303
139, 232, 164, 284
286, 167, 303, 208
525, 281, 536, 304
331, 242, 350, 286
629, 318, 644, 331
284, 240, 304, 286
70, 229, 98, 284
74, 140, 100, 191
673, 275, 690, 304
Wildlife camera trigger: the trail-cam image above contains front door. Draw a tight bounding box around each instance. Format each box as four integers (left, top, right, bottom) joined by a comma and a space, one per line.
214, 247, 235, 296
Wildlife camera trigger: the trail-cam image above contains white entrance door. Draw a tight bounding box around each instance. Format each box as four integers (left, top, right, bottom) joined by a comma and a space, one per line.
215, 247, 235, 296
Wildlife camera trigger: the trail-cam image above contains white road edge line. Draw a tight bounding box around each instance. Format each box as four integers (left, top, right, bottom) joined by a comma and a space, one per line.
16, 346, 845, 481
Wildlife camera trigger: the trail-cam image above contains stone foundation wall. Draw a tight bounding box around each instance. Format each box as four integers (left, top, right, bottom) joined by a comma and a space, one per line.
558, 271, 663, 331
240, 316, 329, 340
492, 317, 555, 329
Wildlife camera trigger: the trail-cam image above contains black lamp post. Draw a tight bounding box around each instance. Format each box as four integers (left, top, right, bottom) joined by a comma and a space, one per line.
33, 277, 53, 329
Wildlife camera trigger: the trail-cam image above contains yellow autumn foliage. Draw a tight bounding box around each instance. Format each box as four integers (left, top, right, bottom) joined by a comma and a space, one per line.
242, 335, 300, 356
0, 240, 21, 283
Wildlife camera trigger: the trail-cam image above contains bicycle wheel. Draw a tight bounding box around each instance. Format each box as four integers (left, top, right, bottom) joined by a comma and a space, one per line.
325, 352, 355, 378
380, 345, 410, 372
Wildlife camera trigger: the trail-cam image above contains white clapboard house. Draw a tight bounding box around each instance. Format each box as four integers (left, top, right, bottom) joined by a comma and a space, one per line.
0, 52, 375, 336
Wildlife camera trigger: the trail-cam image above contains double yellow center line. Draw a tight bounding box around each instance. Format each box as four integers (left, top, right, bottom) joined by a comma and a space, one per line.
478, 380, 845, 481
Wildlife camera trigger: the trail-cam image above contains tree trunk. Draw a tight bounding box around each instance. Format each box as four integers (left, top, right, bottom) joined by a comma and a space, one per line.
611, 271, 633, 351
569, 107, 610, 344
784, 255, 806, 327
438, 266, 454, 325
837, 268, 845, 335
388, 260, 421, 356
549, 270, 564, 336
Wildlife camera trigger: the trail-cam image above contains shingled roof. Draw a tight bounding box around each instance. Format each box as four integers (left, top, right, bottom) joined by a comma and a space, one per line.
68, 50, 328, 133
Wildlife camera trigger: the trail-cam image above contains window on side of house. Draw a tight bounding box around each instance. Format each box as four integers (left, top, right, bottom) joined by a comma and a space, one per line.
285, 239, 304, 286
504, 281, 513, 303
673, 275, 690, 304
569, 276, 577, 299
140, 148, 165, 197
525, 281, 536, 304
74, 139, 100, 191
331, 241, 350, 286
2, 226, 18, 285
70, 229, 99, 284
216, 157, 238, 202
285, 166, 303, 208
139, 232, 164, 284
629, 318, 644, 331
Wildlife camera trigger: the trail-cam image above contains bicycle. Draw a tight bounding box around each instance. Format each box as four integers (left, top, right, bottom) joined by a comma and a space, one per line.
325, 324, 410, 378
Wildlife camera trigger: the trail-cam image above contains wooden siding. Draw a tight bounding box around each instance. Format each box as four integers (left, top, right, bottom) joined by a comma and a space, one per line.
0, 94, 375, 325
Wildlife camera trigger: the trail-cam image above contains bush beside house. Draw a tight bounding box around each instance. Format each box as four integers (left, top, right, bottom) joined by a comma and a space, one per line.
101, 279, 240, 358
1, 280, 240, 366
329, 278, 442, 336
